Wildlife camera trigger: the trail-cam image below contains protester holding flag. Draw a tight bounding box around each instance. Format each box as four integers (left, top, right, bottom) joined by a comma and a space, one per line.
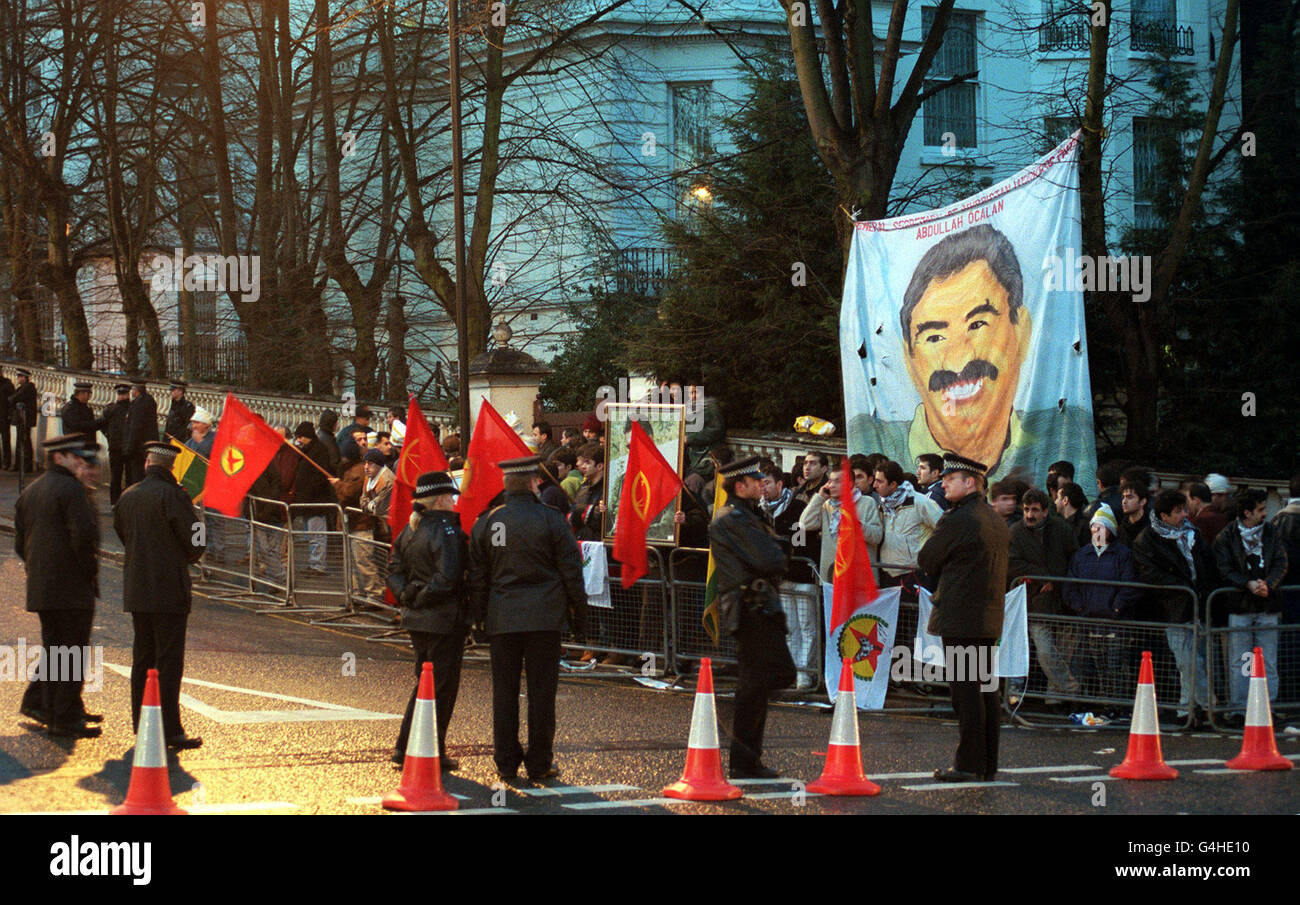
709, 456, 795, 779
917, 452, 1010, 783
456, 400, 532, 534
387, 397, 449, 544
291, 422, 338, 574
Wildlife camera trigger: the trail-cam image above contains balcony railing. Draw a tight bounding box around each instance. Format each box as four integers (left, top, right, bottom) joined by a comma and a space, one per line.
1130, 16, 1195, 55
1037, 18, 1091, 53
604, 246, 678, 298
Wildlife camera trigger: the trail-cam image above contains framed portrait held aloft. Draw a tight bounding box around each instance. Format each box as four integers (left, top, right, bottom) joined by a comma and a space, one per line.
601, 403, 685, 545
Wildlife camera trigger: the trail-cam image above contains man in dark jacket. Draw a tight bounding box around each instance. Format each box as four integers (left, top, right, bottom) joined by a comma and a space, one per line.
1083, 461, 1124, 524
124, 378, 158, 487
1132, 489, 1218, 720
918, 452, 1010, 782
59, 381, 101, 438
1008, 488, 1081, 701
468, 455, 587, 782
1214, 488, 1289, 713
102, 383, 131, 503
10, 368, 38, 473
114, 441, 206, 749
1117, 480, 1150, 548
291, 421, 339, 573
0, 369, 13, 469
317, 410, 342, 474
388, 471, 468, 769
162, 379, 195, 443
1056, 481, 1091, 546
15, 434, 101, 737
336, 405, 373, 462
569, 443, 605, 540
711, 456, 795, 778
1064, 504, 1142, 701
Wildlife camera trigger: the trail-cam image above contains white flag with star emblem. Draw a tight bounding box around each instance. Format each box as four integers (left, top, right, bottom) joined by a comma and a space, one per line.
914, 584, 1029, 677
823, 584, 901, 709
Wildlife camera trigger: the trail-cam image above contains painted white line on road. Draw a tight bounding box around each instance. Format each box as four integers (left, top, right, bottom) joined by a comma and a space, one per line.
523, 784, 642, 797
1000, 764, 1099, 774
394, 807, 517, 815
860, 771, 936, 781
901, 781, 1019, 791
347, 794, 470, 805
1165, 758, 1228, 766
103, 662, 400, 725
745, 790, 826, 801
730, 777, 798, 786
562, 797, 688, 811
3, 801, 300, 816
1051, 775, 1115, 783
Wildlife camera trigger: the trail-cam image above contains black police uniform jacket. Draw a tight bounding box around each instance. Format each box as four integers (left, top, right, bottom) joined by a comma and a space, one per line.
14, 464, 99, 612
125, 390, 158, 454
164, 397, 195, 444
113, 465, 206, 613
9, 380, 37, 428
60, 397, 100, 437
918, 492, 1010, 639
388, 507, 470, 634
103, 398, 130, 453
467, 491, 588, 637
710, 494, 789, 634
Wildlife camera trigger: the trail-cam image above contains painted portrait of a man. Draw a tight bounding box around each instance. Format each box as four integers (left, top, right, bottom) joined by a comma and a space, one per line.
899, 224, 1031, 474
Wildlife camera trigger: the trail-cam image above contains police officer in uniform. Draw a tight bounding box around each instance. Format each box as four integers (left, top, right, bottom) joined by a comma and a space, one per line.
388, 471, 468, 770
163, 379, 195, 444
59, 381, 102, 437
917, 452, 1010, 782
468, 455, 588, 782
9, 368, 38, 473
15, 434, 102, 738
114, 440, 206, 750
102, 383, 132, 503
124, 378, 158, 487
711, 456, 796, 778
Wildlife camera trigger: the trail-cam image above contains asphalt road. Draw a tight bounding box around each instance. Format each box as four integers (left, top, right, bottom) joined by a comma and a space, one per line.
1, 547, 1298, 816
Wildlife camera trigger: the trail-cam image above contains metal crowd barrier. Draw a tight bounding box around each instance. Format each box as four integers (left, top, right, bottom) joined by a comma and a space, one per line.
667, 547, 825, 688
286, 502, 351, 614
1203, 585, 1300, 731
196, 507, 254, 596
560, 542, 671, 674
332, 507, 402, 635
1010, 574, 1200, 730
247, 496, 291, 603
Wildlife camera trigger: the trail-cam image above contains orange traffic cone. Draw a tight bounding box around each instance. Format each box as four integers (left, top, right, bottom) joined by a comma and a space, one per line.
383, 662, 457, 811
1109, 651, 1178, 780
663, 658, 742, 801
807, 658, 880, 796
110, 669, 187, 815
1226, 646, 1292, 771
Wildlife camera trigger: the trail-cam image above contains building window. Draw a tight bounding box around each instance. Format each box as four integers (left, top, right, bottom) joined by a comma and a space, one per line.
1132, 117, 1172, 230
1037, 1, 1090, 53
671, 83, 714, 215
922, 8, 978, 150
1042, 115, 1079, 153
1130, 0, 1194, 55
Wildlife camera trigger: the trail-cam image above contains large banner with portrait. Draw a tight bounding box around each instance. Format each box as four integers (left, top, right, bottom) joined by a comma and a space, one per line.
840, 134, 1097, 492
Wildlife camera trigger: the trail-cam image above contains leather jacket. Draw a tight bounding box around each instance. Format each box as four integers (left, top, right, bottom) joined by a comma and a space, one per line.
388, 507, 469, 634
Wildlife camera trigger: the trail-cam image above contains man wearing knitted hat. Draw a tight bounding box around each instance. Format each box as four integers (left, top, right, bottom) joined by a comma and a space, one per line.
388, 470, 468, 769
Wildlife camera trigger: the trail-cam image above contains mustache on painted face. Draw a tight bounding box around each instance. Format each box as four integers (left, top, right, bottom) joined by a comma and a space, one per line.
928, 359, 1000, 399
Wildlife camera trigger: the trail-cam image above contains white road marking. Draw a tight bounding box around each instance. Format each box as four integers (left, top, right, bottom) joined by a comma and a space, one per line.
730, 777, 798, 786
1000, 765, 1099, 774
103, 662, 400, 724
563, 797, 688, 810
1051, 775, 1116, 783
745, 790, 826, 801
1165, 758, 1228, 766
522, 784, 641, 797
4, 801, 300, 816
901, 781, 1019, 791
346, 794, 470, 805
394, 807, 517, 815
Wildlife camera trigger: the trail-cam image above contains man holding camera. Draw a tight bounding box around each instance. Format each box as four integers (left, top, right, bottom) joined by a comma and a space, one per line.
712, 455, 796, 779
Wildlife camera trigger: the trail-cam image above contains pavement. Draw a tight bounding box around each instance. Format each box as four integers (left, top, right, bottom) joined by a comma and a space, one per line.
1, 467, 1298, 815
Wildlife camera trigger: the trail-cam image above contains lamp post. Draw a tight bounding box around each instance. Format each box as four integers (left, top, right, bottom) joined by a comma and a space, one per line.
449, 0, 471, 442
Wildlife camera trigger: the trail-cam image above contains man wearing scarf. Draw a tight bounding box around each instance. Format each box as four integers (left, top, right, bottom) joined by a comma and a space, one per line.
873, 459, 943, 596
1132, 489, 1218, 723
1214, 488, 1288, 718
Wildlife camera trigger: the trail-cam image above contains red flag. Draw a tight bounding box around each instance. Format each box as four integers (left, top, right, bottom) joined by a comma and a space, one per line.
612, 421, 682, 588
388, 396, 450, 541
830, 457, 879, 630
202, 393, 286, 516
455, 400, 531, 532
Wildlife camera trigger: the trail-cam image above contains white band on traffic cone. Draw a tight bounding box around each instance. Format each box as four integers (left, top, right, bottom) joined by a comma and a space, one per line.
1132, 681, 1159, 736
134, 704, 167, 768
686, 692, 720, 750
1245, 676, 1273, 729
405, 697, 439, 758
828, 690, 860, 746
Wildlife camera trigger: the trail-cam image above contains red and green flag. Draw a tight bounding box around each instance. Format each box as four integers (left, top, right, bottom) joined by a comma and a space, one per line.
202, 393, 284, 516
612, 420, 681, 588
